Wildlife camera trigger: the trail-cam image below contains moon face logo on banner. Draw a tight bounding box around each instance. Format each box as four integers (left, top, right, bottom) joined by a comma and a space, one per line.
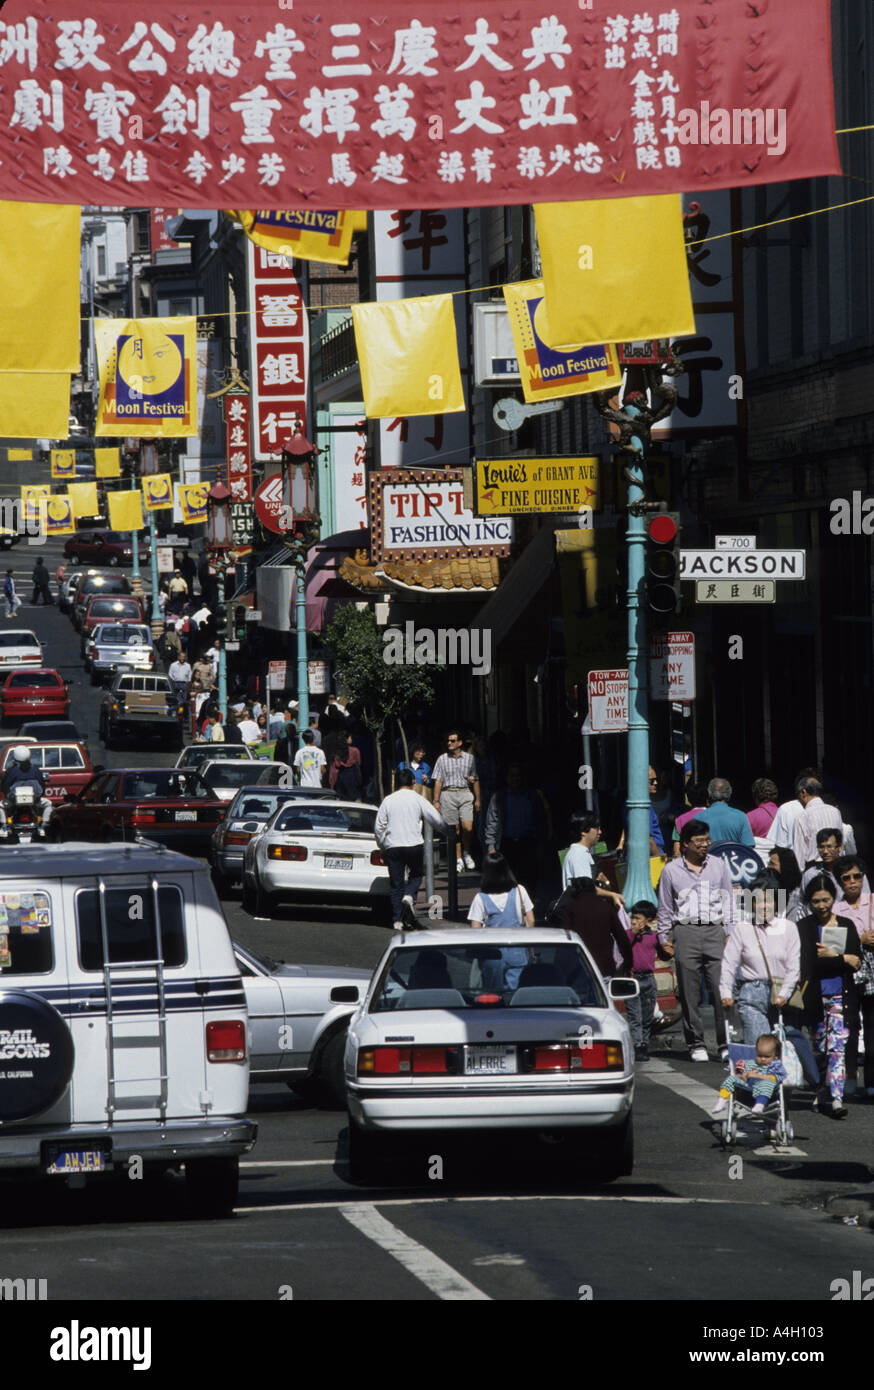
116, 331, 185, 415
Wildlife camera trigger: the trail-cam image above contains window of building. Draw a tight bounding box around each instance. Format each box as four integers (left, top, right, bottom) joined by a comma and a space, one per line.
96, 245, 106, 278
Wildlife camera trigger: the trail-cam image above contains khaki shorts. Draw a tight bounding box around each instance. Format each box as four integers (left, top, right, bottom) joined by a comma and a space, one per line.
439, 787, 475, 827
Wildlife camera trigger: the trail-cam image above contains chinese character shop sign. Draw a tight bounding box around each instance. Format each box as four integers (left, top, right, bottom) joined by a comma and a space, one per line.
0, 3, 839, 210
224, 393, 252, 501
247, 238, 308, 460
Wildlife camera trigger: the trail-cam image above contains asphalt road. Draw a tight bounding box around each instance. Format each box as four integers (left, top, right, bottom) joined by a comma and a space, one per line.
2, 584, 874, 1308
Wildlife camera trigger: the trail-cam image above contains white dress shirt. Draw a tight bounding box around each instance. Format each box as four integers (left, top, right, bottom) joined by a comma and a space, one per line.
770, 797, 803, 849
793, 797, 843, 871
375, 788, 446, 848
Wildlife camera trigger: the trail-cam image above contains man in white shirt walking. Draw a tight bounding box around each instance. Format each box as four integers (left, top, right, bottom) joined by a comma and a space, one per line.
293, 729, 327, 788
375, 769, 446, 928
793, 776, 845, 871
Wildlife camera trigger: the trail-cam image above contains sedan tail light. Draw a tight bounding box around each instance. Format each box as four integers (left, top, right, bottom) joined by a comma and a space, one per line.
370, 850, 385, 866
523, 1041, 624, 1074
357, 1046, 460, 1076
130, 810, 157, 825
267, 843, 307, 861
224, 830, 252, 846
206, 1019, 246, 1062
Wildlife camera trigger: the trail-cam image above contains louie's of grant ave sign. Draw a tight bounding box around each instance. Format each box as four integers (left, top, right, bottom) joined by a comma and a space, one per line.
476, 458, 600, 515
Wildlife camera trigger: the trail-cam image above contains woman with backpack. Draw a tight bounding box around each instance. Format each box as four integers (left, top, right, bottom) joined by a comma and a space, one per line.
467, 853, 534, 992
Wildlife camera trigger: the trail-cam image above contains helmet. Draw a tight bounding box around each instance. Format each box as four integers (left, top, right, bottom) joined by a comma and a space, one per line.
12, 745, 31, 763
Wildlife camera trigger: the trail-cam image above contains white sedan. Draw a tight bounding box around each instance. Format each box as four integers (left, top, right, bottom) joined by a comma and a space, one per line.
345, 927, 638, 1185
241, 799, 391, 921
235, 941, 371, 1107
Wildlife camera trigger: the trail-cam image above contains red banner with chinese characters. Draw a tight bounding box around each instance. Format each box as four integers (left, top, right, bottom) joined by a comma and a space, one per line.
224, 393, 252, 502
0, 1, 839, 209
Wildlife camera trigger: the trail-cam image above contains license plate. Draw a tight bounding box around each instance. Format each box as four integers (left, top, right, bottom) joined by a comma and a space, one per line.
325, 856, 353, 870
464, 1045, 517, 1075
175, 810, 197, 821
47, 1149, 105, 1175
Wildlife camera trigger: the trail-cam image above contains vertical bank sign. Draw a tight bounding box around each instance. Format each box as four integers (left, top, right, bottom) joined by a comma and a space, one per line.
224, 394, 253, 502
370, 469, 513, 563
247, 239, 309, 460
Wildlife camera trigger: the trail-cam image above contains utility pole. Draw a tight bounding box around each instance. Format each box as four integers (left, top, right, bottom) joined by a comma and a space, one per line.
594, 351, 684, 907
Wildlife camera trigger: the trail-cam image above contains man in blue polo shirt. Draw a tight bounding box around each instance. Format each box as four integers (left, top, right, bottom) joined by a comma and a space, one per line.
701, 777, 755, 847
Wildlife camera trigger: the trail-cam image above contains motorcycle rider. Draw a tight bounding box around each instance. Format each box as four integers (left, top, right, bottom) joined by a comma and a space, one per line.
0, 746, 51, 834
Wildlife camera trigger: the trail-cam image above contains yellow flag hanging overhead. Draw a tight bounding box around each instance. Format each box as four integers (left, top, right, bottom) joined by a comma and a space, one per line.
43, 495, 75, 537
534, 196, 695, 347
503, 280, 622, 403
0, 203, 79, 372
95, 318, 197, 437
68, 481, 98, 519
352, 294, 465, 420
142, 474, 174, 511
51, 449, 76, 480
235, 209, 359, 267
95, 448, 121, 478
176, 482, 209, 525
21, 485, 51, 528
7, 449, 31, 462
0, 373, 70, 439
107, 490, 145, 533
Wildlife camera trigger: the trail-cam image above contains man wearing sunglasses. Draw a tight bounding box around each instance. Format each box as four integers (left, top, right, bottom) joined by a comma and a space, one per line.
833, 856, 874, 1098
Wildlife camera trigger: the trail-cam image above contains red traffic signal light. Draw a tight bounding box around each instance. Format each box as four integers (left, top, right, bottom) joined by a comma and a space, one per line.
646, 511, 681, 619
647, 514, 678, 545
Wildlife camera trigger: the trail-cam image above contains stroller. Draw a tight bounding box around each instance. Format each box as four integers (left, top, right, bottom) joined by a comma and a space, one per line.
718, 1013, 794, 1147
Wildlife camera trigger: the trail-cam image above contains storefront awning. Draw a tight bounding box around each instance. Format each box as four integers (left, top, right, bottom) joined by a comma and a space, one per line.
472, 523, 559, 648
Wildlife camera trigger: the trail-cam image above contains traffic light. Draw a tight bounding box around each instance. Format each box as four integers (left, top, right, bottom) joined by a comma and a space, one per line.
646, 511, 681, 619
214, 605, 228, 639
233, 605, 247, 640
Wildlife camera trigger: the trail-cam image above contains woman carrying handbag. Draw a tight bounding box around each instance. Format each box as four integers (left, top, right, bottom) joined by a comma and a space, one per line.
792, 874, 862, 1117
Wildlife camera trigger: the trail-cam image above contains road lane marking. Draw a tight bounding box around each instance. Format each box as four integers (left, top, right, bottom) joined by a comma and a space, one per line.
340, 1202, 491, 1300
242, 1160, 336, 1168
236, 1194, 738, 1214
637, 1060, 807, 1153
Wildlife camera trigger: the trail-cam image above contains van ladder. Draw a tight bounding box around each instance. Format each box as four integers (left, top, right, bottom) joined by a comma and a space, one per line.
100, 876, 169, 1123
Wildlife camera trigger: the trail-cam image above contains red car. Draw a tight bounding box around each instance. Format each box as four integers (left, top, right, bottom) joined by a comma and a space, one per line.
49, 766, 227, 854
0, 740, 92, 804
80, 594, 146, 653
0, 669, 70, 724
63, 530, 149, 568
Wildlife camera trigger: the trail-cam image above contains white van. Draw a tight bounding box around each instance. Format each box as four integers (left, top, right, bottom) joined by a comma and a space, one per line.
0, 843, 256, 1216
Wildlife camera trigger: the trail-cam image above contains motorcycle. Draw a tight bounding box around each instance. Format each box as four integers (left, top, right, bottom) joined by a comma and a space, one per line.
1, 783, 48, 845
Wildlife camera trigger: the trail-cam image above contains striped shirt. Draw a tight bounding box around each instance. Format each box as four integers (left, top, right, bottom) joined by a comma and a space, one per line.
793, 798, 843, 872
432, 750, 476, 790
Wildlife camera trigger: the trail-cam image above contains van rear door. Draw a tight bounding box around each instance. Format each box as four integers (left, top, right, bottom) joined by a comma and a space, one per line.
62, 870, 207, 1125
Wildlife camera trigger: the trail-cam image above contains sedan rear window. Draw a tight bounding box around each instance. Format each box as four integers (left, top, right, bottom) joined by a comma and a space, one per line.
0, 633, 39, 649
76, 885, 186, 970
89, 600, 140, 618
120, 771, 212, 800
370, 944, 606, 1012
273, 805, 376, 835
179, 746, 251, 765
203, 763, 276, 791
6, 672, 61, 688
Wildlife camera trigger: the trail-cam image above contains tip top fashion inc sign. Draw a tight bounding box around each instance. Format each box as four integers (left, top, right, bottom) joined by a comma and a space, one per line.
369, 469, 513, 563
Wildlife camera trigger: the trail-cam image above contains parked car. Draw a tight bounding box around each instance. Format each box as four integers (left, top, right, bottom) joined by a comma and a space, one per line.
199, 759, 292, 803
0, 631, 43, 667
235, 941, 369, 1106
99, 671, 186, 750
48, 767, 227, 855
64, 530, 149, 568
18, 720, 85, 745
0, 669, 70, 724
345, 927, 638, 1186
211, 787, 339, 891
86, 621, 156, 684
0, 843, 256, 1215
241, 799, 390, 921
72, 572, 132, 631
80, 595, 146, 655
0, 740, 92, 804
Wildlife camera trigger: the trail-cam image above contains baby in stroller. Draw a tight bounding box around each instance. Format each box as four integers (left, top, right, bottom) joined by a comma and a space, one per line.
712, 1033, 787, 1115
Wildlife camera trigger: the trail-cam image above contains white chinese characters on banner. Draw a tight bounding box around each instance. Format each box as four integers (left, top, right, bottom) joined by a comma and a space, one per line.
0, 6, 840, 208
246, 239, 309, 460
